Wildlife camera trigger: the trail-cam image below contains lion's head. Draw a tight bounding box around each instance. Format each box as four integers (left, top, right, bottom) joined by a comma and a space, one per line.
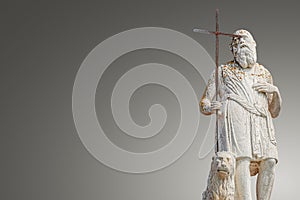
211, 151, 236, 179
203, 151, 236, 200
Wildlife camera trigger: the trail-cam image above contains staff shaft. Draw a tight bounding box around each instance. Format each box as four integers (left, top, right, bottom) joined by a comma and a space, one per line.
215, 9, 219, 152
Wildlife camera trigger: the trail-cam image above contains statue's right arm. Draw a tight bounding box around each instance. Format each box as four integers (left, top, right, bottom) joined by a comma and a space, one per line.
200, 71, 216, 115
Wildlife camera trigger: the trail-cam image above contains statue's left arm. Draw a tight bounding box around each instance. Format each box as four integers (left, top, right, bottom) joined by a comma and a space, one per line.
266, 72, 282, 118
253, 67, 282, 118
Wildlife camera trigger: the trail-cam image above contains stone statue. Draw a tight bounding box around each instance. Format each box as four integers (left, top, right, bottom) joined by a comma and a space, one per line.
200, 29, 282, 200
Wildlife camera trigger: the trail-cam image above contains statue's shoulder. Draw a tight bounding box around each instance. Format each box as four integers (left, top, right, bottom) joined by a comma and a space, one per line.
220, 60, 237, 70
224, 60, 235, 67
256, 63, 273, 82
256, 63, 266, 69
209, 62, 233, 75
256, 63, 272, 75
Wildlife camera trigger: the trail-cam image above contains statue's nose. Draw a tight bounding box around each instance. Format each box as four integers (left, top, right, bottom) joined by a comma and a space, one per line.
221, 161, 226, 167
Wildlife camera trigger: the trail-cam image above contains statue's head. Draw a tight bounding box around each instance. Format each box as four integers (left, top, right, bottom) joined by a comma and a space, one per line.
230, 29, 257, 68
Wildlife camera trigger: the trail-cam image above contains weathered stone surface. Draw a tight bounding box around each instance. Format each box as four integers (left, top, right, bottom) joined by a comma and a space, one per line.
200, 29, 282, 200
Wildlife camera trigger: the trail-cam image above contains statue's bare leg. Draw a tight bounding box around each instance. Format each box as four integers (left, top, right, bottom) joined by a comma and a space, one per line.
256, 158, 276, 200
235, 157, 252, 200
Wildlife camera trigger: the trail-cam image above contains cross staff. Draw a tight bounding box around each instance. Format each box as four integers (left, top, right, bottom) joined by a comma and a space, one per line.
193, 9, 241, 152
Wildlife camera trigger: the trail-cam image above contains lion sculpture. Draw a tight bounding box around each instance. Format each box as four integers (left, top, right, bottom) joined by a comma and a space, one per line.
202, 151, 236, 200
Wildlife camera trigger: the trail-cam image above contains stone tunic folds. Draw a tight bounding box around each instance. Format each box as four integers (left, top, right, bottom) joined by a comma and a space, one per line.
201, 61, 278, 162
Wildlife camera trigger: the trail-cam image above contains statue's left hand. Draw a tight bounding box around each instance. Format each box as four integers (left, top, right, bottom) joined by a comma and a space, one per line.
252, 82, 278, 94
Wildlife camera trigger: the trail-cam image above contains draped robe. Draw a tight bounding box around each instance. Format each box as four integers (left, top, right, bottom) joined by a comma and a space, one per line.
201, 61, 278, 162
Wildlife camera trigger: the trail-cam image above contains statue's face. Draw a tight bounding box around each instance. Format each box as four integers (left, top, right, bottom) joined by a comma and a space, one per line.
230, 29, 257, 68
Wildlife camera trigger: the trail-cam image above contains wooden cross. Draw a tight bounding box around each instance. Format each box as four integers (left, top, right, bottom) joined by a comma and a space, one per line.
193, 9, 241, 152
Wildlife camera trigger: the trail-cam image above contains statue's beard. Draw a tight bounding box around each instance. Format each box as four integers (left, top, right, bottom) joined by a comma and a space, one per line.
235, 45, 257, 68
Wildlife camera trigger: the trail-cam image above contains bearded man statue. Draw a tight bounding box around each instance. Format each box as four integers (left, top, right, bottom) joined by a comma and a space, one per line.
200, 29, 282, 200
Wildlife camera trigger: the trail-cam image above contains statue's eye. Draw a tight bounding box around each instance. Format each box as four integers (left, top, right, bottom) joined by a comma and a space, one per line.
233, 38, 239, 43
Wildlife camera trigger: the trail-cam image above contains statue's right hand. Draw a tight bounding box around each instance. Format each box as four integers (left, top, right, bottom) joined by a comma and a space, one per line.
200, 99, 222, 115
210, 101, 222, 111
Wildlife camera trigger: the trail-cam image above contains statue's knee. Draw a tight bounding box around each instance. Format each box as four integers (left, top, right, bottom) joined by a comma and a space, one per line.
236, 157, 251, 175
261, 158, 276, 170
236, 157, 250, 167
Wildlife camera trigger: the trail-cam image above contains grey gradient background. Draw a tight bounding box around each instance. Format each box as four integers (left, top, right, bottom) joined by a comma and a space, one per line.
1, 0, 299, 199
